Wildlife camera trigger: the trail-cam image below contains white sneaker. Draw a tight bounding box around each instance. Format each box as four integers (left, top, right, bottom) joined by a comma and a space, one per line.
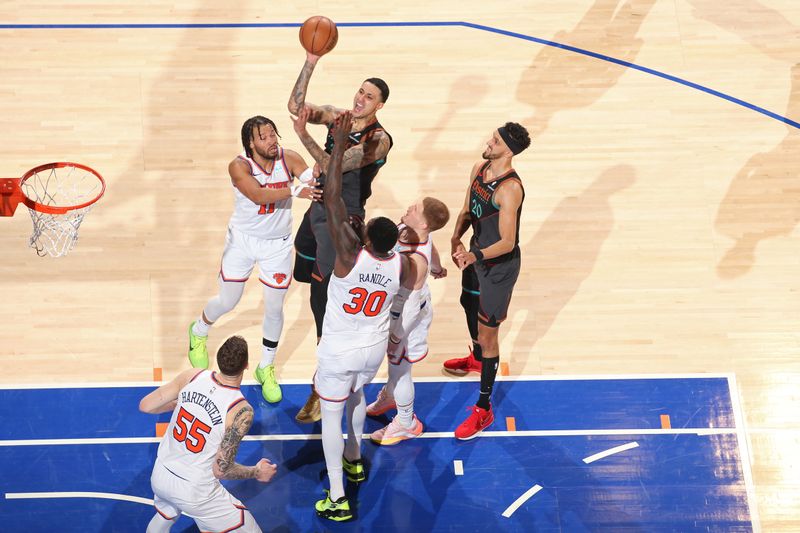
366, 386, 397, 416
370, 415, 423, 446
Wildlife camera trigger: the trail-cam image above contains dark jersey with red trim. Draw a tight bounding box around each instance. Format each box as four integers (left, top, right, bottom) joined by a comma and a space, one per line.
317, 119, 393, 216
469, 162, 524, 262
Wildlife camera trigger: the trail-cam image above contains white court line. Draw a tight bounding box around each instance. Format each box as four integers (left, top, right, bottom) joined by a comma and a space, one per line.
5, 491, 153, 506
454, 460, 464, 476
0, 428, 738, 447
582, 442, 639, 464
0, 372, 736, 389
727, 374, 761, 532
501, 484, 543, 518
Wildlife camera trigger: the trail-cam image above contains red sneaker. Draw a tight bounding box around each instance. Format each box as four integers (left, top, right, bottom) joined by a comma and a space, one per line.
454, 405, 494, 440
443, 348, 482, 376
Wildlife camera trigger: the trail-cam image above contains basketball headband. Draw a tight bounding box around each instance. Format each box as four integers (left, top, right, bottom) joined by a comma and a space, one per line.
498, 126, 526, 155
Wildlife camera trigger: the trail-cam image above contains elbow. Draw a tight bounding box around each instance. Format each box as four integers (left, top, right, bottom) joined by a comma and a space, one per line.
288, 99, 299, 115
138, 399, 152, 414
212, 462, 226, 480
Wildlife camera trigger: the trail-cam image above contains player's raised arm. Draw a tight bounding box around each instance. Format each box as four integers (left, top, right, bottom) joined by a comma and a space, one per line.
323, 111, 360, 274
288, 53, 342, 125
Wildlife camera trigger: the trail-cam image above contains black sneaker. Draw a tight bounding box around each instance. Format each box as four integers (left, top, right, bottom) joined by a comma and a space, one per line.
342, 455, 366, 483
315, 490, 352, 521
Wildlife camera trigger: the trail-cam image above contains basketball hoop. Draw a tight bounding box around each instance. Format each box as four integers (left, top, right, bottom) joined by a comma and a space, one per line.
0, 162, 105, 257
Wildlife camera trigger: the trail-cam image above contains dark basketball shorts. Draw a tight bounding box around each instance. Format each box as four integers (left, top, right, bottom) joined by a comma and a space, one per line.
474, 251, 521, 327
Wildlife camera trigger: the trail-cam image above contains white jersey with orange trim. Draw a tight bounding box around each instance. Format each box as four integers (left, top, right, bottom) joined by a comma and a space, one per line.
395, 224, 432, 319
322, 247, 403, 345
228, 149, 293, 240
155, 370, 246, 486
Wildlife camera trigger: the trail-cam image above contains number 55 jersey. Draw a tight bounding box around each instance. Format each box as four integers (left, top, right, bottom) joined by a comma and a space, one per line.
155, 370, 246, 485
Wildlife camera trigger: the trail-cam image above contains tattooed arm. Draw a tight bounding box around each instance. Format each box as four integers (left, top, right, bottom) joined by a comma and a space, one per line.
292, 114, 391, 174
212, 402, 277, 482
287, 53, 342, 124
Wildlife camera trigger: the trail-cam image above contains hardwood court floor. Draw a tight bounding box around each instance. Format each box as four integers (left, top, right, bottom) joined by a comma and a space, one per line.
0, 1, 798, 530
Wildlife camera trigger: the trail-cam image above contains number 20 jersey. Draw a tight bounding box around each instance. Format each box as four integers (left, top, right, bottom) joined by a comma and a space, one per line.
155, 370, 246, 485
322, 248, 402, 345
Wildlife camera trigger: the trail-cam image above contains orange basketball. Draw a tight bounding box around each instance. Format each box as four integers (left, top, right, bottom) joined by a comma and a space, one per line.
299, 16, 338, 56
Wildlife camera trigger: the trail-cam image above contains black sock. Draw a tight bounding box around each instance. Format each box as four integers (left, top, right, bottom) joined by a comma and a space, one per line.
472, 341, 483, 362
476, 357, 499, 410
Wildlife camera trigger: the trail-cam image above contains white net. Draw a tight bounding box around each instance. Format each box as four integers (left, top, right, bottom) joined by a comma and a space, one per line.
20, 164, 104, 257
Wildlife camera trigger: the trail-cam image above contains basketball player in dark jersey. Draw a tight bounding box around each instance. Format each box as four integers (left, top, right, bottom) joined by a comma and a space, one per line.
447, 122, 531, 440
289, 50, 393, 422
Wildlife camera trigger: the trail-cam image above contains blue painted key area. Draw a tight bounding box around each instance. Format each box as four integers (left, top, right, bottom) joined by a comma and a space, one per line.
0, 376, 752, 532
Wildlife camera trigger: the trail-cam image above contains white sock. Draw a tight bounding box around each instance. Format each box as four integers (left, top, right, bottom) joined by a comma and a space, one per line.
146, 512, 176, 533
389, 359, 415, 428
344, 390, 366, 461
260, 343, 277, 368
320, 398, 346, 501
192, 315, 211, 337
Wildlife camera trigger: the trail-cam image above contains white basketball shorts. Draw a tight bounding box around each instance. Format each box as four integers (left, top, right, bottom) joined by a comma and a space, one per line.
219, 226, 293, 288
151, 462, 261, 532
314, 335, 388, 402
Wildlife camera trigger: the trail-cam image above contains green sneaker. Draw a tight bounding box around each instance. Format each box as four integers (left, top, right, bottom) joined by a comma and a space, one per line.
187, 322, 208, 369
315, 490, 352, 522
254, 364, 282, 403
342, 456, 366, 483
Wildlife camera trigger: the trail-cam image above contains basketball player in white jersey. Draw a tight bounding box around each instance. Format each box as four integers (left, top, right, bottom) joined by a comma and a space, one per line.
365, 197, 450, 445
188, 116, 321, 405
141, 336, 276, 533
308, 110, 415, 521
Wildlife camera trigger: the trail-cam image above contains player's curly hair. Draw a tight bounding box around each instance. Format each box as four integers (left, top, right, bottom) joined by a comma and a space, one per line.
241, 116, 280, 158
217, 336, 249, 376
503, 122, 531, 154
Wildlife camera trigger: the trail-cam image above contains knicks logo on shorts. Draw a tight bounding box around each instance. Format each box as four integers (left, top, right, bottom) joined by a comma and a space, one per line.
273, 273, 287, 285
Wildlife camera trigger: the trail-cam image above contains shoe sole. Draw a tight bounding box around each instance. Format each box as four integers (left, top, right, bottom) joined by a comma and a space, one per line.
371, 431, 422, 445
316, 511, 353, 521
443, 366, 481, 376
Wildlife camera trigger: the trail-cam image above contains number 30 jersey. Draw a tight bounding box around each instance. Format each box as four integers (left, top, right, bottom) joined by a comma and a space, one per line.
323, 247, 403, 345
155, 370, 246, 485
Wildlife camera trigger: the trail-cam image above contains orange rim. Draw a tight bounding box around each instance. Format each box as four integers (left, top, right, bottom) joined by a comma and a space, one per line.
19, 162, 106, 215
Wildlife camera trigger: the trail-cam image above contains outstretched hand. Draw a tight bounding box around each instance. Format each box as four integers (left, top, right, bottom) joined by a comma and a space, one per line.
290, 105, 311, 135
332, 111, 353, 146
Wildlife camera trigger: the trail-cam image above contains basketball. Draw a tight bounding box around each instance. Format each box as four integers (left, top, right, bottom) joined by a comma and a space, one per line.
299, 16, 338, 56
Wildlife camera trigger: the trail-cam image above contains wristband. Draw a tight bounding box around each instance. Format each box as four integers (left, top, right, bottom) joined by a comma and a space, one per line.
297, 167, 315, 184
471, 248, 484, 262
290, 184, 304, 197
